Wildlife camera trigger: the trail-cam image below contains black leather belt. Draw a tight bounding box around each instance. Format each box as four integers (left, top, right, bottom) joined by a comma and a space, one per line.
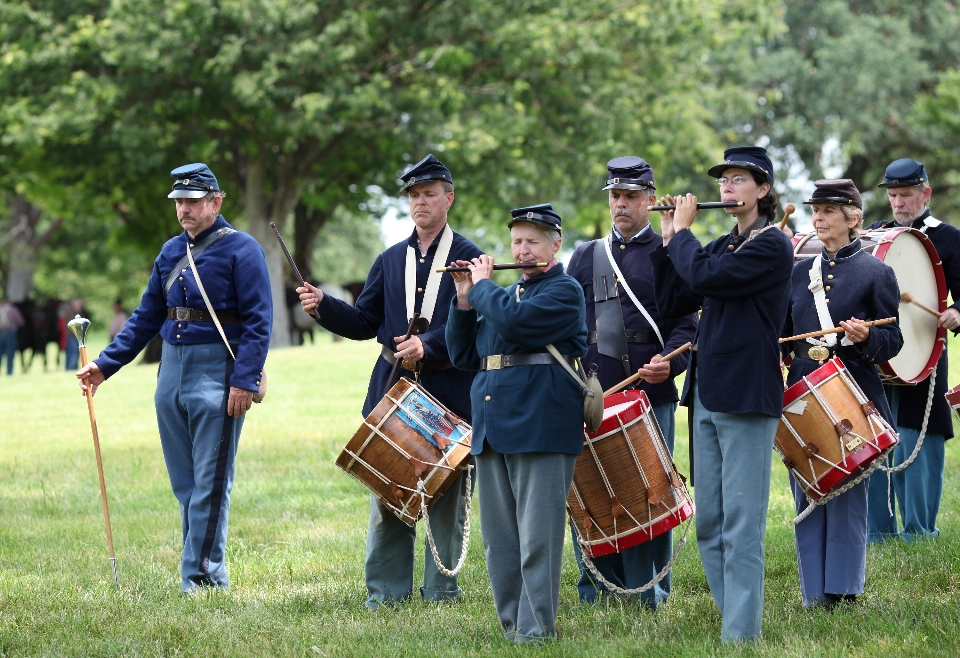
795, 343, 860, 363
587, 329, 658, 345
167, 307, 243, 324
480, 352, 576, 371
380, 345, 453, 372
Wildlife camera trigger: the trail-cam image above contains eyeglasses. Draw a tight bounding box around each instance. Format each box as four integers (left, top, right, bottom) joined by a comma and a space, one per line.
716, 175, 751, 186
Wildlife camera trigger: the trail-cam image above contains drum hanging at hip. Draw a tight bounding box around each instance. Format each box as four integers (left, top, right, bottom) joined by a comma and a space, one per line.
945, 383, 960, 425
335, 377, 473, 526
792, 227, 946, 384
776, 358, 899, 501
568, 390, 693, 558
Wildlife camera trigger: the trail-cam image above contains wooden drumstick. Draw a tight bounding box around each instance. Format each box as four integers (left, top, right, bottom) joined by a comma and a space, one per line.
603, 342, 692, 397
901, 292, 942, 319
777, 203, 796, 230
778, 317, 897, 343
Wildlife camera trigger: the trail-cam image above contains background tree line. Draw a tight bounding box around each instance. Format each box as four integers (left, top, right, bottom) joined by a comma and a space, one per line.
3, 0, 960, 344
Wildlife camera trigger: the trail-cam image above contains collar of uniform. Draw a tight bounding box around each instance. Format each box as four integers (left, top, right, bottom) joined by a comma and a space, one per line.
612, 222, 653, 244
820, 237, 862, 262
407, 223, 448, 253
730, 215, 768, 243
189, 215, 229, 243
909, 208, 932, 229
519, 261, 564, 285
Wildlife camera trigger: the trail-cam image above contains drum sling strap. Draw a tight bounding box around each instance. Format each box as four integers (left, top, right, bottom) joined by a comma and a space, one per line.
405, 223, 453, 331
163, 228, 235, 296
593, 236, 664, 377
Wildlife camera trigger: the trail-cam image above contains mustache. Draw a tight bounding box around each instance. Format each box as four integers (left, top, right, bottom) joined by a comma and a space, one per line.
613, 208, 633, 218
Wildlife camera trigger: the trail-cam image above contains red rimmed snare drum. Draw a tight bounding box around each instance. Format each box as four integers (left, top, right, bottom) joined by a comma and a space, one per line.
776, 358, 899, 501
945, 384, 960, 425
568, 390, 693, 558
335, 377, 472, 526
793, 227, 946, 384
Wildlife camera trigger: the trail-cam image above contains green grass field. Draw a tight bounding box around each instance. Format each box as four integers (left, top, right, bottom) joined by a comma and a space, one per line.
1, 332, 959, 657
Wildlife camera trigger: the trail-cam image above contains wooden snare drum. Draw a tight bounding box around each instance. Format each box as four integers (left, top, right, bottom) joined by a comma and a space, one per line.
793, 227, 946, 384
568, 390, 693, 558
945, 383, 960, 425
336, 377, 472, 526
776, 358, 898, 501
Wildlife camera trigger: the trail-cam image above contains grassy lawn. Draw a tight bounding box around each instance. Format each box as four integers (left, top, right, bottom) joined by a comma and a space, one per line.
1, 331, 959, 657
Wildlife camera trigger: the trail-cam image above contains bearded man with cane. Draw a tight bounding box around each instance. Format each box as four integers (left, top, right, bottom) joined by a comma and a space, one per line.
76, 163, 272, 593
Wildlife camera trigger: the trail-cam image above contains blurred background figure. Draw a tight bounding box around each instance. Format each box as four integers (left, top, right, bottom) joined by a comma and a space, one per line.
108, 299, 128, 341
0, 295, 25, 375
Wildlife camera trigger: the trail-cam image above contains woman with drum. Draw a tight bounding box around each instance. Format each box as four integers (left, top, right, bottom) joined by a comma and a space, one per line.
781, 179, 903, 608
445, 204, 587, 645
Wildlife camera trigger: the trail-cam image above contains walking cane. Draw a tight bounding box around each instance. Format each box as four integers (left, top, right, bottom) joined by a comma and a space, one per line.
68, 315, 119, 589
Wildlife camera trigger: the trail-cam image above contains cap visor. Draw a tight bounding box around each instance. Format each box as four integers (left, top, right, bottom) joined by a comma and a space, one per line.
168, 190, 209, 199
602, 182, 654, 191
506, 218, 561, 232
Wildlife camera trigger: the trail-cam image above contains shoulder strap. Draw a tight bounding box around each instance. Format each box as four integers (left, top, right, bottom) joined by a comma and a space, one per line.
164, 228, 236, 296
806, 259, 837, 347
602, 236, 664, 347
405, 224, 454, 326
186, 243, 236, 361
734, 223, 776, 253
545, 344, 589, 392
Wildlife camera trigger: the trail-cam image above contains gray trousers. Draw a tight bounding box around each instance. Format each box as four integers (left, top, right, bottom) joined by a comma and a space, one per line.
692, 380, 778, 642
364, 469, 470, 607
475, 448, 577, 644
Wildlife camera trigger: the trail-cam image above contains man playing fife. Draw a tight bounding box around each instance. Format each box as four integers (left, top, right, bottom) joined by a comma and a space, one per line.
651, 146, 794, 642
298, 154, 481, 608
566, 156, 697, 607
865, 158, 960, 542
76, 163, 272, 592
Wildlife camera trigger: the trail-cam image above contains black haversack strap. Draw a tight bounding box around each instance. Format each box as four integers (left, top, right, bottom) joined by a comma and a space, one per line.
163, 228, 236, 296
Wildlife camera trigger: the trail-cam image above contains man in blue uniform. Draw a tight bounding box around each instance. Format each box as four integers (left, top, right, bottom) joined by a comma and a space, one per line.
76, 163, 272, 592
865, 158, 959, 542
446, 204, 587, 644
297, 154, 481, 608
567, 156, 697, 607
650, 146, 794, 642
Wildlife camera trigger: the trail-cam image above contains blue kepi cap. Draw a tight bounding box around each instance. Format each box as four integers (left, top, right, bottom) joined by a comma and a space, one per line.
878, 158, 928, 188
603, 156, 656, 191
168, 163, 220, 199
399, 154, 453, 193
506, 203, 562, 233
707, 146, 774, 185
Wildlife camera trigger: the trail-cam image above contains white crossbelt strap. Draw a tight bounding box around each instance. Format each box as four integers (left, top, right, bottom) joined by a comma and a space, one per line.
807, 259, 837, 347
406, 223, 453, 325
603, 236, 664, 347
186, 243, 236, 360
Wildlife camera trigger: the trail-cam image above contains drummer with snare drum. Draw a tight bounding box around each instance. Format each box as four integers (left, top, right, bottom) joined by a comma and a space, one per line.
865, 158, 960, 542
781, 179, 902, 608
566, 156, 697, 608
298, 154, 482, 609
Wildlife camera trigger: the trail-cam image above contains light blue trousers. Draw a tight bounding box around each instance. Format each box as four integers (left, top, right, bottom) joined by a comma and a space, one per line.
573, 402, 677, 608
692, 381, 778, 642
866, 386, 946, 542
475, 448, 577, 644
155, 341, 244, 592
363, 468, 471, 608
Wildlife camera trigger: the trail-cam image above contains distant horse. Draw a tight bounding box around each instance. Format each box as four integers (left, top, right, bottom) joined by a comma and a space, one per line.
15, 299, 62, 373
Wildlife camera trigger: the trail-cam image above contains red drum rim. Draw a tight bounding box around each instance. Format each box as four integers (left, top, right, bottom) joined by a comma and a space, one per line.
946, 383, 960, 408
871, 228, 947, 384
782, 357, 846, 407
582, 499, 694, 557
804, 430, 898, 501
586, 389, 649, 439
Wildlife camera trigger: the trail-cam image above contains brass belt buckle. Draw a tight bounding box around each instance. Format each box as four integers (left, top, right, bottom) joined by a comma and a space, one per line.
808, 345, 830, 364
176, 307, 190, 321
486, 354, 503, 370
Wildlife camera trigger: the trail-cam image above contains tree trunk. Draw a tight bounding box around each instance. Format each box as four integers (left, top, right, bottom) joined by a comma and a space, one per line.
244, 153, 292, 348
3, 196, 61, 302
293, 202, 333, 283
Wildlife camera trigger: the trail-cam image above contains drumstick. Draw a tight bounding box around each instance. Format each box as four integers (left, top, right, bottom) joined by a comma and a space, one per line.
603, 342, 693, 397
437, 262, 547, 273
647, 201, 744, 211
778, 317, 897, 343
270, 222, 321, 322
386, 313, 421, 387
901, 292, 942, 319
777, 203, 797, 230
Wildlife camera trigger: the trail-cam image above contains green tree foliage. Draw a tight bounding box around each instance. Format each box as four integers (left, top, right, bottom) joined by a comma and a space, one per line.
744, 1, 960, 221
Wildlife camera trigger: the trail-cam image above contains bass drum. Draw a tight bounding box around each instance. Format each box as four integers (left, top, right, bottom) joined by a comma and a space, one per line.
792, 227, 946, 384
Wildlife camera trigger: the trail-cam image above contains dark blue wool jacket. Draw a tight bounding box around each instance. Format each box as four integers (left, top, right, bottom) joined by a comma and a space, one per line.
314, 227, 481, 420
568, 227, 697, 404
782, 240, 902, 425
446, 264, 588, 455
96, 216, 272, 392
650, 224, 794, 417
